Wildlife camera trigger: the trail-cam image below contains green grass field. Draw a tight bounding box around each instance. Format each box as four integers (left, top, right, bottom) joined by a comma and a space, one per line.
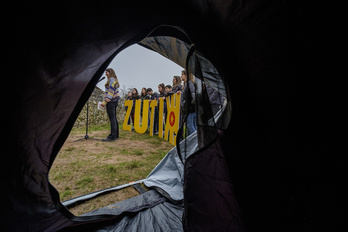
49, 124, 174, 216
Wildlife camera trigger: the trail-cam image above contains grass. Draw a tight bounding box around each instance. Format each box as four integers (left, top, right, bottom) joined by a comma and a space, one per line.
49, 123, 173, 216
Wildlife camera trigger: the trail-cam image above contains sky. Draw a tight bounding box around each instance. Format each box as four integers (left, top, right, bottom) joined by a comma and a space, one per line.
96, 44, 184, 95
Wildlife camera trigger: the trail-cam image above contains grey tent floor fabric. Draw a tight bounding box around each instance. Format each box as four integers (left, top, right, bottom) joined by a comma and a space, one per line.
82, 190, 183, 232
144, 131, 198, 201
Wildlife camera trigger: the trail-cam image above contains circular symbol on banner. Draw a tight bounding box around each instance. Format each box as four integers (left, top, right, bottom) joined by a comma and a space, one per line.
169, 111, 175, 127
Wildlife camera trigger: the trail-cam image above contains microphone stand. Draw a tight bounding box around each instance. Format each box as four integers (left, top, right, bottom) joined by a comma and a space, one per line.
74, 77, 105, 142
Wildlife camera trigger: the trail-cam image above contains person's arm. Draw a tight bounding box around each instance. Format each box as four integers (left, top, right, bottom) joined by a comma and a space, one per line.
189, 81, 196, 104
104, 86, 110, 102
105, 78, 116, 101
114, 88, 120, 98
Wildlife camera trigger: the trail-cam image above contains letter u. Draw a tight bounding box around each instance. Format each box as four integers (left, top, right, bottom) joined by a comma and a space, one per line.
134, 99, 149, 133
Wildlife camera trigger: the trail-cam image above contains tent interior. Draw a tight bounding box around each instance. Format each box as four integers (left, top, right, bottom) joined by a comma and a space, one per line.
1, 1, 347, 232
54, 31, 233, 232
64, 29, 234, 227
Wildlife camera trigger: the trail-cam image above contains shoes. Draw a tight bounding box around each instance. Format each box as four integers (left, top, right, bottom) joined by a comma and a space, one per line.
102, 138, 116, 142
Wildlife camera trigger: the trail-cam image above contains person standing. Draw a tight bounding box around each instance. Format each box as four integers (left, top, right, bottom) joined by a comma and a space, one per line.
102, 68, 120, 142
172, 75, 183, 93
156, 83, 166, 134
162, 84, 173, 128
145, 88, 158, 133
125, 91, 132, 126
140, 87, 147, 99
180, 70, 197, 136
130, 88, 140, 127
140, 87, 147, 119
163, 84, 174, 100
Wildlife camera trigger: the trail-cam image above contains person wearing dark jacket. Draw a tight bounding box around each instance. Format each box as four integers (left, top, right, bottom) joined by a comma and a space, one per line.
172, 75, 182, 93
143, 88, 159, 102
145, 88, 158, 133
180, 70, 197, 136
130, 88, 140, 126
140, 87, 147, 118
125, 91, 132, 126
156, 83, 167, 134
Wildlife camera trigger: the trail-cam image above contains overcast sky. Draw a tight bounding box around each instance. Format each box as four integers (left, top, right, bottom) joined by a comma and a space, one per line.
96, 44, 183, 95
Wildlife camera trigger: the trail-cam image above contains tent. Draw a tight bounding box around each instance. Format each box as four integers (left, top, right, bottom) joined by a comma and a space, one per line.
1, 1, 347, 231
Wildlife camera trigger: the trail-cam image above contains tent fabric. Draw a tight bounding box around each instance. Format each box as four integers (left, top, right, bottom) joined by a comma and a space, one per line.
143, 138, 189, 202
1, 0, 347, 231
139, 36, 229, 111
144, 98, 228, 201
183, 134, 244, 232
142, 35, 231, 151
139, 36, 190, 71
62, 179, 147, 208
80, 190, 184, 232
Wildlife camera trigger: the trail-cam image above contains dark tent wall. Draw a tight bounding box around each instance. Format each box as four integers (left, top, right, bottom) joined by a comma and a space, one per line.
217, 2, 348, 231
1, 0, 347, 231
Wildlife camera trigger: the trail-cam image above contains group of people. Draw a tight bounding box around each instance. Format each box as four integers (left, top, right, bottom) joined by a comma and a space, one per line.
101, 68, 223, 142
125, 70, 196, 136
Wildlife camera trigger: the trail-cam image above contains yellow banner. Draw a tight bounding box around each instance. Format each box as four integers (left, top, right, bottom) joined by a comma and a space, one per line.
123, 93, 181, 146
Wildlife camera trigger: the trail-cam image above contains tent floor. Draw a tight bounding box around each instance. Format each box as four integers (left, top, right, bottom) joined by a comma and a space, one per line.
82, 189, 184, 231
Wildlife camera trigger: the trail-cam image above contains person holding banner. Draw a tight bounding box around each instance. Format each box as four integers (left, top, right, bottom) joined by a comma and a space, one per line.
140, 87, 147, 119
145, 88, 158, 133
140, 87, 147, 99
158, 83, 167, 134
163, 85, 174, 98
162, 85, 174, 129
102, 68, 120, 142
130, 88, 140, 126
125, 91, 132, 126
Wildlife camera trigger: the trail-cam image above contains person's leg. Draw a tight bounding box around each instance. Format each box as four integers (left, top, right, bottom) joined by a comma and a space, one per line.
105, 102, 117, 140
128, 116, 131, 125
186, 113, 195, 136
131, 113, 135, 125
115, 102, 119, 139
147, 109, 151, 132
154, 108, 159, 134
130, 113, 135, 130
115, 118, 119, 139
192, 112, 197, 131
